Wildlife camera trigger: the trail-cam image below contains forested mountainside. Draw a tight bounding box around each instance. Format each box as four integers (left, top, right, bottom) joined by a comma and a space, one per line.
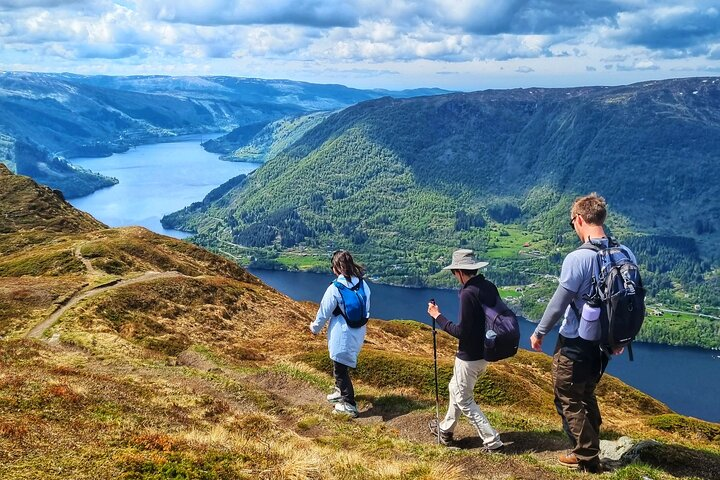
0, 133, 118, 198
2, 163, 719, 480
203, 112, 332, 162
164, 77, 720, 349
0, 72, 446, 198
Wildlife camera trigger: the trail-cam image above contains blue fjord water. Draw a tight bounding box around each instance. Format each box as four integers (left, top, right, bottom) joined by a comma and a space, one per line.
69, 137, 720, 423
69, 134, 260, 237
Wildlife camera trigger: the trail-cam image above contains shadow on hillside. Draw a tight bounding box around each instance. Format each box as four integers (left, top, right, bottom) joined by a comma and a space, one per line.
633, 442, 720, 480
357, 394, 430, 421
449, 430, 569, 453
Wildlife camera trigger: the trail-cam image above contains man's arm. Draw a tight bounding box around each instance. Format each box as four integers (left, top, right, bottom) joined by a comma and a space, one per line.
530, 285, 575, 351
431, 289, 473, 339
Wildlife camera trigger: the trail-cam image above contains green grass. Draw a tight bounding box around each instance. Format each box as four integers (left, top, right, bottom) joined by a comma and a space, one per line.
377, 320, 426, 338
647, 414, 720, 443
275, 252, 327, 270
498, 286, 523, 299
271, 361, 335, 392
611, 464, 673, 480
298, 349, 524, 406
120, 451, 251, 480
485, 225, 548, 260
0, 248, 84, 276
657, 310, 709, 322
296, 415, 322, 430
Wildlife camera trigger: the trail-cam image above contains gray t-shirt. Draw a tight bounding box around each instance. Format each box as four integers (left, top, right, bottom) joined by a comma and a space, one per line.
540, 239, 637, 339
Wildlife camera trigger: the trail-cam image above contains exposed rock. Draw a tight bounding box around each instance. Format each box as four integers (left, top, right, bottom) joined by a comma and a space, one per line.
600, 435, 636, 461
621, 439, 664, 463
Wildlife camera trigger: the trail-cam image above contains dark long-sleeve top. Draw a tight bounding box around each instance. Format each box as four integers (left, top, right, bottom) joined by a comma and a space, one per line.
434, 274, 499, 361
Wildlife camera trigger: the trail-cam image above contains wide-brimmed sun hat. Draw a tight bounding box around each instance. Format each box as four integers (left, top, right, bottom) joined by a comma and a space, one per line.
442, 249, 489, 270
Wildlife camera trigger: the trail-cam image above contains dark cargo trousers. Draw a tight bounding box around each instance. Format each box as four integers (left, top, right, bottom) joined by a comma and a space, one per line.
552, 351, 602, 468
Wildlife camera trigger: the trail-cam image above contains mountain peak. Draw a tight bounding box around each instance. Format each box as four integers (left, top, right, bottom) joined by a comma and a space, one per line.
0, 165, 106, 234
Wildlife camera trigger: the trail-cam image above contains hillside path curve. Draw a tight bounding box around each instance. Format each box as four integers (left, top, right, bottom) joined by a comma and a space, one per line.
25, 271, 184, 339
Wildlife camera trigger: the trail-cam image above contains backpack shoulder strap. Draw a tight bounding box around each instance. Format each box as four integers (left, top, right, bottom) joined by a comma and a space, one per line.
569, 301, 581, 321
571, 241, 604, 316
578, 242, 601, 252
332, 281, 349, 320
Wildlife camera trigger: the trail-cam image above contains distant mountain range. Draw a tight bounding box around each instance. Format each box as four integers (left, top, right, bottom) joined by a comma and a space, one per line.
163, 76, 720, 349
0, 71, 449, 197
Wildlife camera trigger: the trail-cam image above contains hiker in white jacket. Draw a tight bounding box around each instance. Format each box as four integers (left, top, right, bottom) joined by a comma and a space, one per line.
310, 250, 371, 418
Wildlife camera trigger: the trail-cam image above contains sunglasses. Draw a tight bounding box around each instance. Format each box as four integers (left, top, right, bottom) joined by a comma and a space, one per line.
569, 215, 578, 229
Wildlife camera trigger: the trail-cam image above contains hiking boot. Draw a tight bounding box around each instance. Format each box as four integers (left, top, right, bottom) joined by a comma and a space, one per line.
481, 440, 504, 452
333, 401, 359, 418
428, 419, 453, 446
558, 452, 580, 468
326, 388, 342, 404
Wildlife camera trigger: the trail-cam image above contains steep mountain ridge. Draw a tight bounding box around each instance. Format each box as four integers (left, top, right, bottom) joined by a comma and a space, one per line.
204, 111, 332, 161
0, 163, 106, 234
0, 167, 718, 479
167, 77, 720, 257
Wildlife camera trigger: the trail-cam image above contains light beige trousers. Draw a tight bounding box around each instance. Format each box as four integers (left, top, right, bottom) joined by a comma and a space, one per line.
439, 357, 503, 449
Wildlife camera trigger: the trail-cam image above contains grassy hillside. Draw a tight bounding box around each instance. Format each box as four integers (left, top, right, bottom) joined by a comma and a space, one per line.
1, 151, 719, 479
163, 77, 720, 349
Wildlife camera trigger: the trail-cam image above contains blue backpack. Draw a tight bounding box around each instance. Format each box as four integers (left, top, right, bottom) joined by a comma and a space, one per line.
576, 239, 646, 360
332, 279, 369, 328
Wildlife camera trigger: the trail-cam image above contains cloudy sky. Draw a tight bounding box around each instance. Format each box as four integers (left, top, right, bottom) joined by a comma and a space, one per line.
1, 0, 719, 90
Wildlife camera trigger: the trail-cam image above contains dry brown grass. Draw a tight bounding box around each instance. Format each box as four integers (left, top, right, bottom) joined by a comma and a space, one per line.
0, 165, 105, 235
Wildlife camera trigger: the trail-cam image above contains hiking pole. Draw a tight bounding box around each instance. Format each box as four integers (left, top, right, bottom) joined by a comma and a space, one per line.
430, 299, 440, 445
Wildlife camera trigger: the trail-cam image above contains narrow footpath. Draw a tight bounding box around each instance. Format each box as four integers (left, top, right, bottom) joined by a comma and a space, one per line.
25, 270, 184, 339
24, 241, 186, 339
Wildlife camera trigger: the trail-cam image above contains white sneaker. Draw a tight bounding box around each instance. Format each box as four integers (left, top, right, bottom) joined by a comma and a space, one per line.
482, 440, 504, 452
333, 401, 359, 418
326, 388, 342, 404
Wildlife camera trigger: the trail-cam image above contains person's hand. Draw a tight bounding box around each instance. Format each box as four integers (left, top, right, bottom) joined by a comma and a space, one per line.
530, 333, 543, 351
427, 301, 440, 319
612, 346, 625, 355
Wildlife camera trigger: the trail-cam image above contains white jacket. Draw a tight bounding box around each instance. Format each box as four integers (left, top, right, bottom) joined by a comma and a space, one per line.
309, 275, 371, 368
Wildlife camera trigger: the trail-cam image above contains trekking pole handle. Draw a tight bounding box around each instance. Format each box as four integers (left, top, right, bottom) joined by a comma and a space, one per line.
428, 299, 437, 322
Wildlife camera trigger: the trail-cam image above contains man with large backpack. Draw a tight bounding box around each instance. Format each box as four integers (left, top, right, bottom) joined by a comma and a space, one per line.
530, 193, 643, 473
426, 249, 510, 451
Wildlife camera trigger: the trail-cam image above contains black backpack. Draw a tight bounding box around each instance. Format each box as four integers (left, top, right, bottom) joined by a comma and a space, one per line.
482, 296, 520, 362
577, 239, 646, 360
332, 279, 369, 328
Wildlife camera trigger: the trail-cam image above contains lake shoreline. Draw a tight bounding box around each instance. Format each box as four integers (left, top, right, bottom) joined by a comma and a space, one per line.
64, 130, 231, 163
246, 266, 720, 353
68, 137, 260, 239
